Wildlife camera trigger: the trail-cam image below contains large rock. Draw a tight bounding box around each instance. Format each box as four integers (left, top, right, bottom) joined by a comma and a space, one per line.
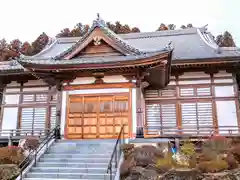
0, 164, 20, 180
131, 145, 164, 167
120, 156, 136, 177
18, 137, 40, 156
120, 145, 164, 179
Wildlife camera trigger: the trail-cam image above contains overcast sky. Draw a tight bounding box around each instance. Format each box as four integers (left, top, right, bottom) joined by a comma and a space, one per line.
0, 0, 239, 46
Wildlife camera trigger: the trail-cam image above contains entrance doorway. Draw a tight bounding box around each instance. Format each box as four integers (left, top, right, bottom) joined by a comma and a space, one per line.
65, 93, 131, 139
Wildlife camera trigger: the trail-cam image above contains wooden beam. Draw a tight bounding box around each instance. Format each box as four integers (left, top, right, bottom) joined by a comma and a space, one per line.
63, 82, 135, 90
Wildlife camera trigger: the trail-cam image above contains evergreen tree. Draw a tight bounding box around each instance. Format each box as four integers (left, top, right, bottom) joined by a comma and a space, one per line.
217, 31, 236, 47
157, 23, 168, 31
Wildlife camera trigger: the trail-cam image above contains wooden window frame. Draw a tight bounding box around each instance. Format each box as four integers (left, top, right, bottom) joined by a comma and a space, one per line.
144, 74, 240, 137
0, 84, 58, 131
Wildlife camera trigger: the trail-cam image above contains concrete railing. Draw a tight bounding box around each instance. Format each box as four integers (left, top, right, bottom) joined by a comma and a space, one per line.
144, 125, 240, 138
0, 128, 51, 145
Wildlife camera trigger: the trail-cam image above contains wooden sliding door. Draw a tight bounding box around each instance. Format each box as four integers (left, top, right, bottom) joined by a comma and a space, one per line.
66, 93, 131, 139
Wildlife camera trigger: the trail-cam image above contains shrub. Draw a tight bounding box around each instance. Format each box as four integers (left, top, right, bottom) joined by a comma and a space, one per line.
203, 135, 230, 154
120, 144, 134, 160
156, 157, 173, 173
181, 141, 195, 157
230, 144, 240, 163
202, 135, 231, 164
189, 155, 197, 168
230, 137, 240, 146
197, 152, 214, 163
197, 159, 228, 173
0, 146, 25, 165
225, 153, 238, 169
0, 164, 20, 180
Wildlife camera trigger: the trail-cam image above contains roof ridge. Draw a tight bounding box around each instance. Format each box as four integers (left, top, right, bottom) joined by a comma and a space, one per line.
56, 27, 204, 43
120, 28, 201, 40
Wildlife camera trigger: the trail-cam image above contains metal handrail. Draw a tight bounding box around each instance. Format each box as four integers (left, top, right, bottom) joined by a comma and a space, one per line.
106, 125, 125, 180
18, 125, 61, 180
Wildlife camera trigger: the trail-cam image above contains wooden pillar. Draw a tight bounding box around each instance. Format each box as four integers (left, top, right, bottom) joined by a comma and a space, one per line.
0, 82, 6, 129
136, 79, 144, 138
204, 70, 219, 134
55, 80, 62, 139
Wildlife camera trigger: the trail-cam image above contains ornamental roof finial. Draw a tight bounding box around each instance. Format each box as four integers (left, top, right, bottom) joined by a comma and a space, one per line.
97, 13, 100, 20
93, 13, 106, 27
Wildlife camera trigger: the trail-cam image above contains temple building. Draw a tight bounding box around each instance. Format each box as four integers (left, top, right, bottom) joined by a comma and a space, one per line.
0, 16, 240, 140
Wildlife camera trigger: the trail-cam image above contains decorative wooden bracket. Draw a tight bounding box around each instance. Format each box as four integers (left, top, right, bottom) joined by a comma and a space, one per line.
93, 72, 105, 84
17, 80, 28, 84
134, 71, 150, 87
204, 69, 219, 75
171, 71, 184, 78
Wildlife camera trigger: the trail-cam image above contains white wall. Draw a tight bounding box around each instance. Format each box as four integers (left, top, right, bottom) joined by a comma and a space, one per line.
6, 80, 48, 88
1, 107, 18, 136
69, 75, 129, 85
132, 88, 137, 135
179, 71, 232, 79
60, 91, 67, 136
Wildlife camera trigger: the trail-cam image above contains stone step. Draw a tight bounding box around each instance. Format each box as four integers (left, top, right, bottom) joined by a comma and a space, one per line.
47, 150, 113, 154
49, 145, 114, 150
36, 162, 113, 168
52, 142, 115, 147
40, 157, 111, 163
26, 172, 110, 179
43, 153, 111, 158
31, 167, 115, 174
22, 140, 116, 180
51, 144, 115, 148
24, 179, 90, 180
56, 139, 116, 144
50, 144, 115, 148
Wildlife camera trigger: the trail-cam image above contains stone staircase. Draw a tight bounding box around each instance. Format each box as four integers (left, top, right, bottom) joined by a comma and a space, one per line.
22, 139, 116, 180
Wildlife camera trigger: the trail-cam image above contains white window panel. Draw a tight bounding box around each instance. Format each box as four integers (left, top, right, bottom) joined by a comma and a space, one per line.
4, 94, 19, 104
215, 86, 235, 97
216, 100, 238, 134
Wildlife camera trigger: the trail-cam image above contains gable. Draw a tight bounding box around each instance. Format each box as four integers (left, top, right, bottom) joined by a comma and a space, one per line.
74, 41, 122, 58
62, 27, 139, 60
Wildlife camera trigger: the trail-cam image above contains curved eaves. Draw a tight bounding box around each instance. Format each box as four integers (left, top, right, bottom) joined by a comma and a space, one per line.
23, 38, 58, 59
197, 28, 219, 50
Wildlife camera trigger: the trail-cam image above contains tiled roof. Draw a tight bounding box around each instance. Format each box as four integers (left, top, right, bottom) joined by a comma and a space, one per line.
2, 16, 240, 72
23, 27, 240, 62
19, 50, 170, 66
0, 60, 24, 73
